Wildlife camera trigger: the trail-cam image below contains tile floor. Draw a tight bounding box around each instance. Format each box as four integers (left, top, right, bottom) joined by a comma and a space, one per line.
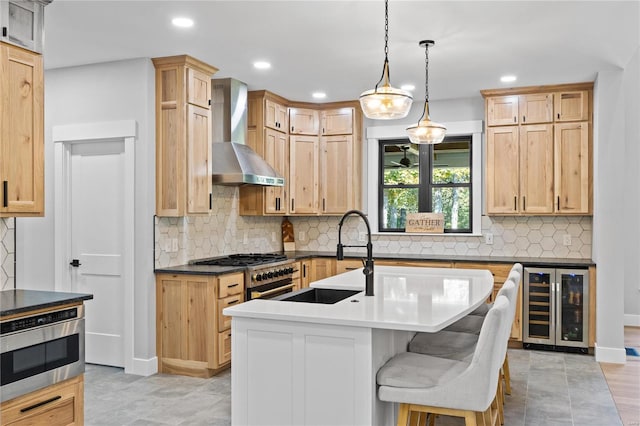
84, 348, 623, 426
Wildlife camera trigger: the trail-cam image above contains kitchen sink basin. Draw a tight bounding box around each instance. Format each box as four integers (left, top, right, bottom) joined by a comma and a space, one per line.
273, 288, 361, 304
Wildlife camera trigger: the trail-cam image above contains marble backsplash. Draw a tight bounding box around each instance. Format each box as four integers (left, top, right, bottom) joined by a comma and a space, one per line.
1, 218, 15, 290
155, 187, 592, 268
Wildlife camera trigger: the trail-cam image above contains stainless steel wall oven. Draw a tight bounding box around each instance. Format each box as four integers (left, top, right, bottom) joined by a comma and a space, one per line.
1, 305, 85, 402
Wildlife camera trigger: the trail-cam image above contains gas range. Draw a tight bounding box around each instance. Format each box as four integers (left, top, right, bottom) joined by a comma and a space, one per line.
192, 253, 299, 297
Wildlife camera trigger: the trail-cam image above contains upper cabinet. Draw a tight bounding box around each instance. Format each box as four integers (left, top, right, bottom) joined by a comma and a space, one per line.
0, 0, 47, 53
0, 42, 44, 217
240, 94, 362, 217
265, 98, 288, 133
289, 107, 319, 135
153, 55, 218, 217
482, 82, 593, 216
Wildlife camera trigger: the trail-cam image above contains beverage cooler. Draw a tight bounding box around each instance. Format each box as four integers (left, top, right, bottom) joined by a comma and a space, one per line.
523, 267, 589, 352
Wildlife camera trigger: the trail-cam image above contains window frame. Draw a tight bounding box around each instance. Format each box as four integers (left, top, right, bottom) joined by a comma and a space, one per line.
365, 121, 483, 236
378, 136, 473, 233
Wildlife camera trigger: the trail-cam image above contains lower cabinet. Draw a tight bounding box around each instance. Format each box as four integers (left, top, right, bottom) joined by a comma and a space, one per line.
0, 375, 84, 426
310, 258, 336, 282
299, 259, 312, 288
155, 271, 244, 377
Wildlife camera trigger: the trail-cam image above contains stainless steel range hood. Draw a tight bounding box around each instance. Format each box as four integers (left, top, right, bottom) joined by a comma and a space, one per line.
211, 78, 284, 186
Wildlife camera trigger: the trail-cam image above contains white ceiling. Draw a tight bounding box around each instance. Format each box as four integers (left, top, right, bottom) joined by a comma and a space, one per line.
44, 1, 639, 103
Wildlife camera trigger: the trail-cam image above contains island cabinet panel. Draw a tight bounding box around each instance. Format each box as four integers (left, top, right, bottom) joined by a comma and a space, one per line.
156, 271, 244, 377
153, 55, 217, 217
482, 82, 593, 216
0, 42, 44, 217
0, 375, 84, 426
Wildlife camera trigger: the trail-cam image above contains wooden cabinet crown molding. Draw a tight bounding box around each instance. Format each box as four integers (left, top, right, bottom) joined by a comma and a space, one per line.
480, 81, 594, 98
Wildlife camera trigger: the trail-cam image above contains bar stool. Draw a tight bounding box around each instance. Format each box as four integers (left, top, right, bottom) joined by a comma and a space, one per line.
377, 296, 512, 426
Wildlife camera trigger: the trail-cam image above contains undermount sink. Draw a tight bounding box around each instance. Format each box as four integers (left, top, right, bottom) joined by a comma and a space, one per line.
273, 288, 361, 304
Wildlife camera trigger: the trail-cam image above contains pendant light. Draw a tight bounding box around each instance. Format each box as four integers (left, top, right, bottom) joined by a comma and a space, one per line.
406, 40, 446, 144
359, 0, 413, 120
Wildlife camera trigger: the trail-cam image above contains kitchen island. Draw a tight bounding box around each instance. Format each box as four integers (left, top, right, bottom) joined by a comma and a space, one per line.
224, 265, 493, 426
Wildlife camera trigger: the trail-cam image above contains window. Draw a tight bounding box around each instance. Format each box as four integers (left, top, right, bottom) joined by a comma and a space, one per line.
378, 136, 472, 233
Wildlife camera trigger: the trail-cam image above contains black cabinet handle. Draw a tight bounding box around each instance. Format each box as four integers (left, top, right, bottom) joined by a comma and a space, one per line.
514, 196, 517, 211
513, 117, 516, 123
323, 198, 325, 211
2, 181, 7, 207
70, 259, 81, 267
20, 396, 62, 413
209, 193, 212, 210
227, 283, 239, 288
227, 300, 239, 305
303, 264, 307, 277
291, 126, 294, 132
557, 113, 560, 119
2, 27, 7, 37
557, 196, 560, 210
291, 199, 294, 211
523, 116, 526, 123
523, 196, 526, 211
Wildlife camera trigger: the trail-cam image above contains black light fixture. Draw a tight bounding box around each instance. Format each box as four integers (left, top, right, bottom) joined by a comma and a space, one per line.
399, 146, 412, 167
359, 0, 413, 120
406, 40, 446, 144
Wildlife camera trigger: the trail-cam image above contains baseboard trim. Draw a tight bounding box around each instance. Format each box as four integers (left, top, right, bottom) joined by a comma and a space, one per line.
595, 343, 627, 364
624, 314, 640, 327
127, 356, 158, 376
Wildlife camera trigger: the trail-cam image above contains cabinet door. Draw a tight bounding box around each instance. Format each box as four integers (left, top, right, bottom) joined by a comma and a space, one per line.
554, 122, 590, 214
486, 127, 519, 214
0, 43, 43, 216
265, 99, 287, 132
0, 1, 44, 53
264, 129, 289, 214
300, 260, 312, 288
554, 91, 589, 122
321, 108, 354, 135
519, 93, 553, 124
519, 124, 554, 214
186, 104, 212, 214
289, 107, 319, 135
320, 135, 353, 214
289, 135, 319, 214
487, 96, 519, 126
311, 258, 336, 282
187, 68, 211, 109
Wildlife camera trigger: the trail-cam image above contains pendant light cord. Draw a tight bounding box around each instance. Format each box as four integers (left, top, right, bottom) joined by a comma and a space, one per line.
417, 41, 430, 123
374, 0, 391, 91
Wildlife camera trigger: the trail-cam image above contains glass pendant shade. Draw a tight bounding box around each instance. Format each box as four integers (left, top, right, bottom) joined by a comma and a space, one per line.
359, 74, 413, 119
406, 40, 446, 144
359, 0, 413, 120
406, 102, 446, 144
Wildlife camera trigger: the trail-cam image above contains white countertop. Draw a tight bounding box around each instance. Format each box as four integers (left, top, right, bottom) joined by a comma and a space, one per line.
224, 266, 494, 332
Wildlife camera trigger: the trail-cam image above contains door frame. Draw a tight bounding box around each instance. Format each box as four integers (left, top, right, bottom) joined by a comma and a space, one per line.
53, 120, 136, 373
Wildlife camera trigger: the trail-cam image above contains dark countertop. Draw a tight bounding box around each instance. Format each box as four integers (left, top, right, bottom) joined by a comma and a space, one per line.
0, 289, 94, 317
154, 251, 594, 276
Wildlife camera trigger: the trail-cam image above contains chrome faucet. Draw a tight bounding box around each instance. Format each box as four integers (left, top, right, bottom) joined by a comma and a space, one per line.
337, 210, 374, 296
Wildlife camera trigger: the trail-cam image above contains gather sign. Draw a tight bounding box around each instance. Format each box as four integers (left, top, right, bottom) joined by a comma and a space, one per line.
405, 213, 445, 233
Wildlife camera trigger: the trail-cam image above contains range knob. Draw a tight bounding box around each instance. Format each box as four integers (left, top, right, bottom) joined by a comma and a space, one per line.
254, 274, 262, 281
277, 269, 284, 276
267, 271, 274, 278
261, 273, 268, 280
287, 267, 294, 274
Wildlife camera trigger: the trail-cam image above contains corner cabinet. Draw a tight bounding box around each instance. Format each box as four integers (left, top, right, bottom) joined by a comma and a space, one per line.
482, 82, 592, 216
0, 42, 44, 217
156, 271, 244, 377
152, 55, 218, 217
240, 94, 362, 217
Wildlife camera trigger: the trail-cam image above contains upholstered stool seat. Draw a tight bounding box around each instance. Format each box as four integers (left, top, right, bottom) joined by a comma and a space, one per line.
408, 330, 478, 361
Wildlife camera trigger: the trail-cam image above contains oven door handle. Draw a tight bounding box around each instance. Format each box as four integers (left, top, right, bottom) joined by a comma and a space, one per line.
251, 284, 295, 299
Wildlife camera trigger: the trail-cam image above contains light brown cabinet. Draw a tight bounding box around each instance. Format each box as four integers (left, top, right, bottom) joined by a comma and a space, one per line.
240, 94, 362, 217
153, 55, 217, 217
265, 98, 288, 132
289, 135, 319, 214
0, 42, 44, 217
156, 271, 244, 377
0, 375, 84, 426
483, 82, 592, 216
300, 259, 312, 288
311, 258, 336, 282
289, 107, 319, 135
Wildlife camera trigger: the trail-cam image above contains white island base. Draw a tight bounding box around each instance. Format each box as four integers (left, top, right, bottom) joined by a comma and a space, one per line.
226, 266, 494, 426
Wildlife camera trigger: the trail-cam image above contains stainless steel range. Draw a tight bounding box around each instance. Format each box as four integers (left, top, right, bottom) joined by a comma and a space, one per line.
192, 253, 299, 300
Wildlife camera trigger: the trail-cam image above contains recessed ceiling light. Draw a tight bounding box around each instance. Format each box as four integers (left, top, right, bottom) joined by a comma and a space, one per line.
312, 92, 327, 99
501, 75, 517, 83
171, 17, 194, 28
401, 84, 415, 91
253, 61, 271, 70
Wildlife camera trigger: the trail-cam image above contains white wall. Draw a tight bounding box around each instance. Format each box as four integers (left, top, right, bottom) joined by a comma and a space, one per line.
623, 47, 640, 326
16, 58, 157, 368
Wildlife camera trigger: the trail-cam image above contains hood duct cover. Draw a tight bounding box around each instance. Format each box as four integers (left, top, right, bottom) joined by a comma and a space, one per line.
210, 78, 284, 186
211, 142, 284, 186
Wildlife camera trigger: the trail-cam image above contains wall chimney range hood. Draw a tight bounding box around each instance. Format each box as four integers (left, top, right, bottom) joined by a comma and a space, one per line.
211, 78, 284, 186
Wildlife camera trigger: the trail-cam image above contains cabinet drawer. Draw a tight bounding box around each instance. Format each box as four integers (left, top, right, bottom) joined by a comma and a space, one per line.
218, 330, 232, 365
218, 272, 244, 298
1, 376, 82, 426
218, 294, 242, 331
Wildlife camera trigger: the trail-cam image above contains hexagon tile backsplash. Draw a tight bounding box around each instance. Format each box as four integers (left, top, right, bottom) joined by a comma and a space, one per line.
1, 218, 15, 290
155, 186, 592, 268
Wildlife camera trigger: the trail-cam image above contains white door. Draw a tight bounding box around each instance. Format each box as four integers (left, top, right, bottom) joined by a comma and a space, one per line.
69, 140, 125, 367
